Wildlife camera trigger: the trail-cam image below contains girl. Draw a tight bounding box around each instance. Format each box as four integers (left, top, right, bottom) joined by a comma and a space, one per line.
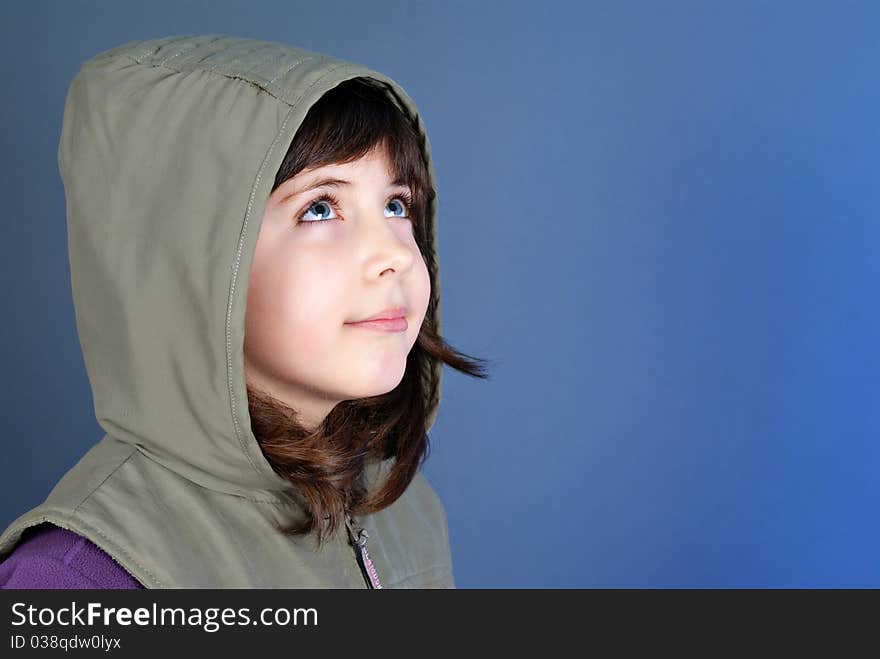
0, 34, 488, 588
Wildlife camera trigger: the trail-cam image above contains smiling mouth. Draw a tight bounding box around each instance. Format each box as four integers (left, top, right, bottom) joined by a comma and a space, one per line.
348, 305, 408, 323
345, 317, 408, 332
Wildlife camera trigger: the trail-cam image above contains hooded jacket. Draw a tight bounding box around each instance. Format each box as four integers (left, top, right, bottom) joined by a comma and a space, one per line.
0, 34, 453, 588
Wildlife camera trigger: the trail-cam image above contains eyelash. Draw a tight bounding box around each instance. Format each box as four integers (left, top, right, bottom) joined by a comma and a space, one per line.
296, 190, 415, 226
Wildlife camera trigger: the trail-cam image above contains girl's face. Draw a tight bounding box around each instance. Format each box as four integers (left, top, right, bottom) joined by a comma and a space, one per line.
244, 146, 431, 430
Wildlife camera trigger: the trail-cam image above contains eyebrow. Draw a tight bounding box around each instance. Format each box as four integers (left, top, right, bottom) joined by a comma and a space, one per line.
276, 176, 411, 205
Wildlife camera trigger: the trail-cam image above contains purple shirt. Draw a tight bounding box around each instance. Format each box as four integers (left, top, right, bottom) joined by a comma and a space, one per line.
0, 523, 144, 589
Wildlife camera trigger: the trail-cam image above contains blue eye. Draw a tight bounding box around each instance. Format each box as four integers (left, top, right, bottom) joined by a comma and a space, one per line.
385, 197, 410, 218
299, 196, 339, 223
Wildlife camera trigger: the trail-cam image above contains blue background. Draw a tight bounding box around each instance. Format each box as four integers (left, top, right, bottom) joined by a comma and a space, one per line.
1, 1, 877, 587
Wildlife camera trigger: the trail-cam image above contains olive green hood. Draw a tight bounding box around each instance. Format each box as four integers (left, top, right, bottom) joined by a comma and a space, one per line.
0, 34, 452, 588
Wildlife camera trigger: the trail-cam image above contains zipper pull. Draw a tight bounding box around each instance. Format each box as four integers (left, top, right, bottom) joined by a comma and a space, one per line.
345, 514, 383, 590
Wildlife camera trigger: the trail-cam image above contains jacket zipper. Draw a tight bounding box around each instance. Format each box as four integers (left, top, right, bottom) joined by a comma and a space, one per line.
345, 513, 383, 589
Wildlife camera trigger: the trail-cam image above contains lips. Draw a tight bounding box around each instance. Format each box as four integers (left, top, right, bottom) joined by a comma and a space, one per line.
348, 306, 408, 323
346, 317, 408, 332
345, 306, 408, 333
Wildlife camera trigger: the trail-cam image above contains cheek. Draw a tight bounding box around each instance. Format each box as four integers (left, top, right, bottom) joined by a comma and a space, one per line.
408, 254, 432, 335
245, 249, 349, 363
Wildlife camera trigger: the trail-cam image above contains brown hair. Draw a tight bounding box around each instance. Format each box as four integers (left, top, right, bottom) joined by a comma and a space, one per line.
247, 76, 491, 549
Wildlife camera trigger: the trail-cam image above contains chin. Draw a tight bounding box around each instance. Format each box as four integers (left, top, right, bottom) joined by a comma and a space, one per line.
343, 369, 407, 399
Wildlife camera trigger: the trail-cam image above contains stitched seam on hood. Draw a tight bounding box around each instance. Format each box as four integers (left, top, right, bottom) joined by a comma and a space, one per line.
70, 445, 138, 514
117, 50, 358, 109
224, 105, 297, 484
125, 445, 302, 504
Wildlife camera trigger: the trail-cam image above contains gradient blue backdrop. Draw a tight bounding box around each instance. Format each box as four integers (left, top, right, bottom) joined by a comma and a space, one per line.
1, 1, 877, 587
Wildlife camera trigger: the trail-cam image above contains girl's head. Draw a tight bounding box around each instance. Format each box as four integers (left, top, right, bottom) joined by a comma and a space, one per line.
244, 77, 489, 547
245, 82, 431, 432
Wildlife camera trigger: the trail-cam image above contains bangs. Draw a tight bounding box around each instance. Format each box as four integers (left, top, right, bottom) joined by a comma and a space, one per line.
271, 77, 433, 240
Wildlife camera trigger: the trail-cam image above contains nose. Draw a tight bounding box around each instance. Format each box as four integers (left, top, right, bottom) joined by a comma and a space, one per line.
357, 209, 415, 278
